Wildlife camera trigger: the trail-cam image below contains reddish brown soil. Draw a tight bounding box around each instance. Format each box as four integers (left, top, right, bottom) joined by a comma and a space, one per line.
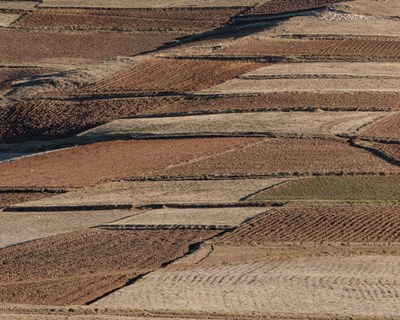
88, 58, 264, 93
17, 8, 242, 32
0, 192, 55, 208
363, 114, 400, 139
0, 30, 181, 64
0, 138, 259, 188
219, 206, 400, 243
219, 38, 400, 59
2, 92, 398, 142
371, 142, 400, 162
0, 68, 57, 90
159, 137, 398, 177
0, 229, 219, 305
247, 0, 349, 15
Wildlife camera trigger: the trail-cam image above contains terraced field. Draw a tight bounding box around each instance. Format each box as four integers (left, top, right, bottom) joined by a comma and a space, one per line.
249, 176, 400, 203
0, 191, 55, 208
220, 206, 400, 243
362, 113, 400, 139
0, 229, 219, 305
0, 67, 58, 91
371, 141, 400, 162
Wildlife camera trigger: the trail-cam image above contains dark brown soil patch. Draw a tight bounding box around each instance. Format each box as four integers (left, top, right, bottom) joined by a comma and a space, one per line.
88, 58, 264, 93
218, 38, 400, 59
158, 137, 398, 177
0, 138, 259, 188
0, 192, 55, 208
0, 229, 219, 305
371, 142, 400, 162
17, 8, 243, 32
362, 113, 400, 139
0, 30, 181, 64
219, 206, 400, 243
246, 0, 349, 15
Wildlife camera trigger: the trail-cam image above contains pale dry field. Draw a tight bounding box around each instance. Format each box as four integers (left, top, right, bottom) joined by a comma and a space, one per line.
39, 0, 264, 8
332, 0, 400, 18
79, 111, 387, 139
0, 13, 20, 27
0, 210, 134, 248
8, 178, 286, 209
205, 78, 400, 94
104, 207, 268, 229
94, 244, 400, 317
0, 1, 38, 10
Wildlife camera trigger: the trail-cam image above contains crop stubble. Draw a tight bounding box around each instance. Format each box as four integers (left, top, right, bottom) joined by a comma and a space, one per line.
0, 229, 219, 305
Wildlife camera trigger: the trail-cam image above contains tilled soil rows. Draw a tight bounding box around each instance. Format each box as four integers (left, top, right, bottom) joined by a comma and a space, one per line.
0, 30, 181, 64
0, 229, 219, 305
362, 113, 400, 139
0, 138, 260, 188
249, 176, 400, 202
213, 38, 400, 59
2, 92, 399, 142
219, 206, 400, 243
158, 137, 399, 177
88, 58, 264, 93
0, 67, 58, 91
0, 192, 55, 208
16, 8, 243, 32
246, 0, 348, 15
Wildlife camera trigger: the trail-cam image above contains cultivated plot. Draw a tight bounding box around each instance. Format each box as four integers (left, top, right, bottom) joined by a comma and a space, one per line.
362, 113, 400, 139
0, 229, 219, 305
94, 244, 400, 317
8, 178, 285, 209
88, 58, 264, 93
0, 191, 55, 208
220, 206, 400, 243
158, 137, 399, 178
249, 176, 400, 203
0, 67, 58, 91
16, 8, 242, 32
0, 138, 261, 188
0, 1, 38, 10
332, 0, 400, 18
102, 207, 267, 230
0, 209, 134, 248
39, 0, 265, 8
0, 13, 19, 27
370, 141, 400, 162
79, 111, 387, 139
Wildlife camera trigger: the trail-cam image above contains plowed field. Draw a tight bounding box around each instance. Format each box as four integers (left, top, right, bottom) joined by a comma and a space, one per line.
362, 113, 400, 139
0, 30, 180, 64
89, 58, 264, 93
250, 176, 400, 202
213, 38, 400, 59
220, 206, 400, 243
17, 8, 242, 32
95, 244, 400, 317
247, 0, 347, 15
2, 93, 399, 142
371, 142, 400, 162
0, 192, 54, 208
0, 138, 260, 188
159, 138, 399, 177
0, 67, 57, 90
0, 229, 218, 305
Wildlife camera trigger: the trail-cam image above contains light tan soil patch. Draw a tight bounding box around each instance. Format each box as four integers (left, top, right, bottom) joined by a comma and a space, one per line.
10, 179, 285, 209
88, 58, 264, 94
158, 137, 399, 178
17, 8, 242, 32
205, 78, 400, 94
2, 93, 399, 142
79, 111, 387, 139
0, 1, 38, 10
249, 175, 400, 203
0, 228, 219, 305
0, 192, 55, 208
39, 0, 264, 9
247, 0, 347, 15
333, 0, 400, 18
0, 138, 260, 188
362, 113, 400, 139
104, 207, 268, 229
0, 30, 180, 65
220, 206, 400, 243
0, 13, 19, 27
94, 243, 400, 317
0, 209, 134, 248
258, 16, 400, 37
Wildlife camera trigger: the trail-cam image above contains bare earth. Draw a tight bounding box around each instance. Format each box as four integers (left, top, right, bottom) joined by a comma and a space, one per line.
362, 113, 400, 139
